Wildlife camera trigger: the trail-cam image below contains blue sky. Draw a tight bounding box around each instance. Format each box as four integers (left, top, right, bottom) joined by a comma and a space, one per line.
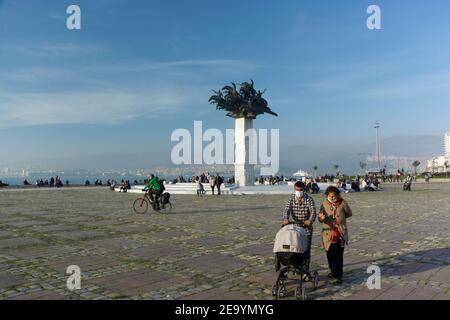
1, 0, 450, 168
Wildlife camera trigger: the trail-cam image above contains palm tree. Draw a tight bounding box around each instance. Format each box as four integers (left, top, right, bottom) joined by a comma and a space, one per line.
209, 80, 278, 119
313, 166, 319, 176
412, 160, 421, 176
334, 164, 340, 176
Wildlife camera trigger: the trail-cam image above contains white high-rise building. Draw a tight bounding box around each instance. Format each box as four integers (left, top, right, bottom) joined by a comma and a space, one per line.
445, 132, 450, 158
426, 132, 450, 173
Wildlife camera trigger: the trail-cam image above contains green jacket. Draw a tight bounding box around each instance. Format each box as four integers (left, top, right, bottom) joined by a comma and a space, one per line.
143, 177, 161, 191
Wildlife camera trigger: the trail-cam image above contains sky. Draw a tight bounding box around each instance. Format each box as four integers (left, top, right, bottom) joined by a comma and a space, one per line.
1, 0, 450, 170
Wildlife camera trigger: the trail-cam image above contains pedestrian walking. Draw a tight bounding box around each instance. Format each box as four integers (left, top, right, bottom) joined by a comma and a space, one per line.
282, 181, 316, 280
318, 186, 352, 285
209, 174, 217, 195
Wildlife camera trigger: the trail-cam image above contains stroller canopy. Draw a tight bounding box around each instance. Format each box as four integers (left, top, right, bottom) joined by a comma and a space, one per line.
273, 224, 309, 254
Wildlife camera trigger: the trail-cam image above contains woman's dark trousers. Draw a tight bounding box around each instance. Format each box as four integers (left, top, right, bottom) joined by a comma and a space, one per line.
327, 240, 344, 278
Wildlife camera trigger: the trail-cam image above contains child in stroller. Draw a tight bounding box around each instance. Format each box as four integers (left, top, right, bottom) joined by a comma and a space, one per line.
272, 223, 319, 300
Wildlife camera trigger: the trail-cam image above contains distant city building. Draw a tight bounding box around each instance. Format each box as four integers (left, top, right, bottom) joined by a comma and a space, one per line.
426, 132, 450, 173
427, 156, 449, 173
445, 131, 450, 158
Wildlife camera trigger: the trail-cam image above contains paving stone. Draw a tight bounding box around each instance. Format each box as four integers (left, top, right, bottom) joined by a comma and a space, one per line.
0, 184, 449, 300
129, 244, 184, 260
0, 237, 44, 249
53, 230, 105, 240
404, 288, 439, 300
374, 285, 415, 300
432, 293, 450, 300
428, 266, 450, 283
180, 253, 247, 273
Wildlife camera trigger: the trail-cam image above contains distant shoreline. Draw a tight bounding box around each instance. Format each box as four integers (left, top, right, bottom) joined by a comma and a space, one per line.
0, 185, 110, 192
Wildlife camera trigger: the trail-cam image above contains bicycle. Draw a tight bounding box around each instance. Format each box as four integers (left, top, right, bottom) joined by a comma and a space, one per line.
133, 190, 172, 214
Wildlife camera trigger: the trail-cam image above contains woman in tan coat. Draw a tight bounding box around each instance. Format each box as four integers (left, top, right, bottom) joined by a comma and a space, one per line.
318, 186, 352, 285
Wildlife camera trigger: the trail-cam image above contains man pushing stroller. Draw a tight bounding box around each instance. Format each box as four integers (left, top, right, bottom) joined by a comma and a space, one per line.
282, 181, 317, 281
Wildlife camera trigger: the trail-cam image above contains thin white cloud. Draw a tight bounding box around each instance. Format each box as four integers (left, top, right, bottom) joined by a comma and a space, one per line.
2, 43, 104, 58
304, 62, 395, 92
303, 61, 450, 100
95, 59, 255, 75
1, 59, 254, 84
0, 88, 205, 128
4, 66, 75, 82
41, 43, 104, 55
0, 57, 257, 128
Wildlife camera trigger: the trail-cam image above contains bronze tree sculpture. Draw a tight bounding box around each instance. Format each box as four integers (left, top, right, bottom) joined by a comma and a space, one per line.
209, 80, 278, 119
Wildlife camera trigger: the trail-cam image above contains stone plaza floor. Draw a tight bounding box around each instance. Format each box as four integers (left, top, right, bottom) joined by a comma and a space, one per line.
0, 183, 449, 300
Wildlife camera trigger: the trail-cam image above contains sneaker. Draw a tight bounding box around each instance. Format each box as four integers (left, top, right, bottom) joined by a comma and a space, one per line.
302, 274, 312, 282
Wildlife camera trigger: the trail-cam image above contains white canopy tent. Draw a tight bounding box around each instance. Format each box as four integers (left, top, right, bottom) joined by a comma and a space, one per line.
292, 169, 313, 183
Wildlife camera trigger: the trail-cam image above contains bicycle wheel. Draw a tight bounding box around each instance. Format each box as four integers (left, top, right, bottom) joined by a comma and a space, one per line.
159, 201, 172, 213
133, 198, 149, 214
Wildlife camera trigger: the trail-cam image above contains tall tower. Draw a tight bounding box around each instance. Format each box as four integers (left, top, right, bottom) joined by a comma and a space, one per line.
374, 121, 381, 171
445, 132, 450, 158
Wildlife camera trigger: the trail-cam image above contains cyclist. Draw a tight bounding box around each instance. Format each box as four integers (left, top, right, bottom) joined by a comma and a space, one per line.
142, 174, 163, 209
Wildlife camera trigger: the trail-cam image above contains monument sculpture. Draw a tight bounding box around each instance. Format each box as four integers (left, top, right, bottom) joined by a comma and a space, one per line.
209, 80, 278, 186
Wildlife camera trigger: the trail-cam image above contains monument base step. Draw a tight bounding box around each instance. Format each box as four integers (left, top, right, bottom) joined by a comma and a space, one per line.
115, 183, 237, 195
114, 182, 365, 195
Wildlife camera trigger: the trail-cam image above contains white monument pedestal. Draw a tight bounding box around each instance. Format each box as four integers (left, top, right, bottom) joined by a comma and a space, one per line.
235, 117, 255, 187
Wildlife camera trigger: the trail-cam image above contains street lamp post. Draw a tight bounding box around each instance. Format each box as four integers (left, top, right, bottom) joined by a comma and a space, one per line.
374, 121, 381, 172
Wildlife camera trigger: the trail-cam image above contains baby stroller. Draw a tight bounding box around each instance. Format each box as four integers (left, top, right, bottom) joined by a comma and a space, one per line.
403, 181, 412, 191
272, 223, 319, 300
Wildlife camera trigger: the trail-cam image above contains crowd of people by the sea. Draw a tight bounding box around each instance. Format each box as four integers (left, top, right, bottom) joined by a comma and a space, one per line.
304, 169, 418, 193
255, 175, 287, 185
248, 168, 419, 194
0, 167, 421, 192
29, 176, 65, 188
23, 177, 112, 188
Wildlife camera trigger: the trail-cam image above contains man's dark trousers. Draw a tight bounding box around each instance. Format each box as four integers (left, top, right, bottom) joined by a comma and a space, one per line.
149, 189, 163, 203
304, 227, 313, 272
